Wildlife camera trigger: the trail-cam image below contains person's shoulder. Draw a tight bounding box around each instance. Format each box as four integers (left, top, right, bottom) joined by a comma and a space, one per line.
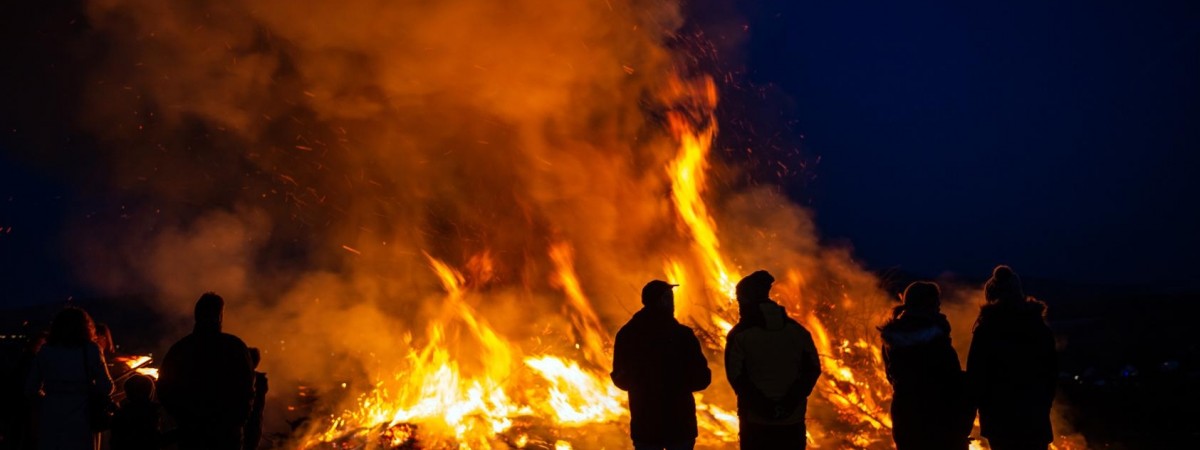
979, 300, 1047, 327
672, 321, 700, 338
84, 341, 104, 357
614, 316, 637, 338
170, 332, 199, 345
164, 333, 199, 354
880, 316, 946, 347
218, 332, 249, 348
727, 320, 754, 338
782, 315, 812, 336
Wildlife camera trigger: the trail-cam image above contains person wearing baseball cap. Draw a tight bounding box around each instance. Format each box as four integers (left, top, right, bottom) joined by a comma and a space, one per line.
611, 280, 711, 450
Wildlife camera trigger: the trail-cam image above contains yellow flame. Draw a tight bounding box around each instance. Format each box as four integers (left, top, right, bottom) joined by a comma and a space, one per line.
666, 78, 738, 304
524, 356, 626, 425
549, 243, 611, 368
122, 355, 159, 379
124, 355, 152, 368
664, 259, 689, 320
136, 367, 160, 379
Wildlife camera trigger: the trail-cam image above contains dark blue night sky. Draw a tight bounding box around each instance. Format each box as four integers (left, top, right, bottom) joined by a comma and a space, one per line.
2, 0, 1199, 306
735, 0, 1200, 288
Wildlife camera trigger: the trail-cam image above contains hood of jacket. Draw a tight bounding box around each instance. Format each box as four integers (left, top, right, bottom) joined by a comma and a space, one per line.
738, 300, 789, 330
880, 311, 951, 348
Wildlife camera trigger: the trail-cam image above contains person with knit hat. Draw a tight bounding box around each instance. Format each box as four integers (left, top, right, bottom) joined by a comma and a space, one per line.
611, 280, 711, 450
724, 270, 821, 449
967, 266, 1057, 450
879, 281, 973, 450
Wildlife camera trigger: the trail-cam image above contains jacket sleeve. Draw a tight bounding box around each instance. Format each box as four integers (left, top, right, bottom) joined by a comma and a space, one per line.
228, 340, 255, 424
24, 352, 42, 399
681, 329, 711, 392
881, 343, 895, 385
778, 326, 821, 414
797, 327, 821, 396
87, 344, 115, 396
155, 345, 182, 419
723, 328, 745, 392
965, 326, 989, 409
1038, 325, 1058, 409
610, 328, 637, 392
724, 327, 775, 417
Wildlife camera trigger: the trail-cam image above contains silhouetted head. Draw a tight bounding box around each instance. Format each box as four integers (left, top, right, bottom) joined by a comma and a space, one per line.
248, 347, 261, 370
641, 280, 678, 314
901, 281, 941, 313
46, 307, 97, 347
736, 270, 775, 304
984, 265, 1025, 305
95, 323, 115, 354
194, 292, 224, 332
123, 374, 155, 402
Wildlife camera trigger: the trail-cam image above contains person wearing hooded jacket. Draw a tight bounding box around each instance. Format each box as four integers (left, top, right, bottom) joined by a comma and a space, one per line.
725, 270, 821, 450
612, 280, 712, 450
879, 281, 973, 450
967, 266, 1057, 450
157, 293, 254, 450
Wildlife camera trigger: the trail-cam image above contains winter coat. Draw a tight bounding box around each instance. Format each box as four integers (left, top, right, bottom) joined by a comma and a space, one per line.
110, 399, 161, 450
156, 325, 254, 435
24, 342, 114, 450
611, 307, 712, 445
967, 300, 1057, 446
880, 310, 972, 450
724, 300, 821, 425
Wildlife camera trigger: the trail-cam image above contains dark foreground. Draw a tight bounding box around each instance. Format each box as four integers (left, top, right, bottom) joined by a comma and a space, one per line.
2, 279, 1198, 449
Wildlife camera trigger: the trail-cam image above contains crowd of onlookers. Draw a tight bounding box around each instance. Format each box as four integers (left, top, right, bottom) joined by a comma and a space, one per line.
3, 293, 267, 450
4, 264, 1057, 450
613, 265, 1057, 450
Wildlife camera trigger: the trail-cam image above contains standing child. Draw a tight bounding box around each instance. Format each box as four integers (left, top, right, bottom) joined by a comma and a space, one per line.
111, 374, 160, 450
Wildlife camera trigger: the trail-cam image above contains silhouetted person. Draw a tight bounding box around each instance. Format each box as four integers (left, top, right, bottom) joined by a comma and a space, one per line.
156, 293, 254, 450
880, 282, 972, 450
2, 332, 45, 450
612, 280, 711, 450
243, 348, 268, 450
25, 307, 114, 450
110, 375, 159, 450
967, 266, 1057, 450
725, 270, 820, 450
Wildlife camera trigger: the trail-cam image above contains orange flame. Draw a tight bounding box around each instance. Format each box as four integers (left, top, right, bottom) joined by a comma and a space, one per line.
120, 355, 159, 379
